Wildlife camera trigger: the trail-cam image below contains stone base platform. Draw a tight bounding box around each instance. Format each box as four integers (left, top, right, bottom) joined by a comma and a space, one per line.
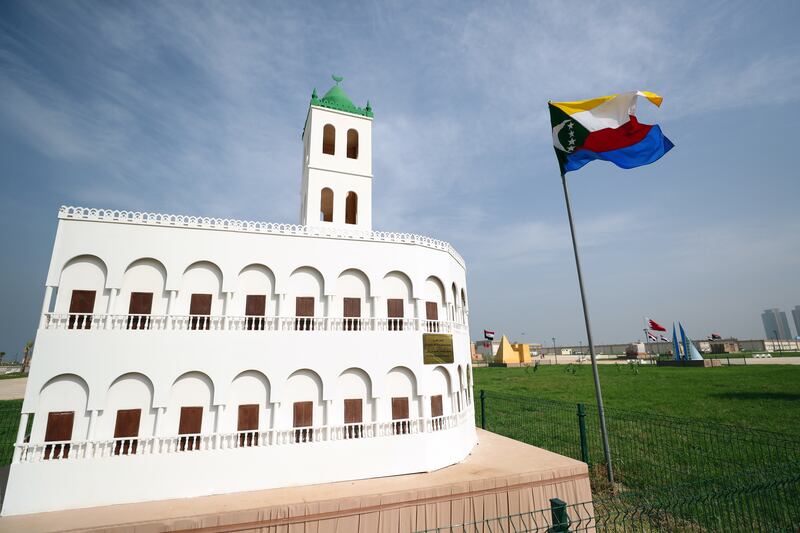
657, 359, 722, 367
0, 430, 592, 533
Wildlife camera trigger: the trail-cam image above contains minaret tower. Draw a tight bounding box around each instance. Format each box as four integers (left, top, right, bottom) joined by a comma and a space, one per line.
300, 75, 373, 231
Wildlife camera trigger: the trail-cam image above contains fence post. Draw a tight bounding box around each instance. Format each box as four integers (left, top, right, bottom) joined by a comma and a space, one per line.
480, 389, 486, 430
548, 498, 571, 533
577, 403, 589, 464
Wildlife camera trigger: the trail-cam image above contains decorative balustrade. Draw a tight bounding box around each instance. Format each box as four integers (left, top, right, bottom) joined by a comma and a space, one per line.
59, 206, 466, 267
42, 313, 467, 333
15, 409, 469, 464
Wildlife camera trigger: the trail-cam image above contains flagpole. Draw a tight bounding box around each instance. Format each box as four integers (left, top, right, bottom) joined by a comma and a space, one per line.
560, 172, 615, 486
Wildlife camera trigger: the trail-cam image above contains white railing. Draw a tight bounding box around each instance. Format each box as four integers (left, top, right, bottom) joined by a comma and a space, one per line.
41, 313, 467, 333
14, 410, 467, 464
59, 206, 466, 268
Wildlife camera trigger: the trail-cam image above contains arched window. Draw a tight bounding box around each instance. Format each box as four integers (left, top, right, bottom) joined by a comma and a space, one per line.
345, 191, 358, 225
320, 188, 334, 222
322, 124, 335, 155
347, 129, 359, 159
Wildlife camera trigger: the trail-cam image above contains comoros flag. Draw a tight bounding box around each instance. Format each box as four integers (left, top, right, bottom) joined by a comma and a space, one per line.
549, 91, 674, 174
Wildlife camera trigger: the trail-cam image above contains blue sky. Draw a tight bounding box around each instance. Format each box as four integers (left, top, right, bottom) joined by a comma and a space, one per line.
1, 1, 799, 358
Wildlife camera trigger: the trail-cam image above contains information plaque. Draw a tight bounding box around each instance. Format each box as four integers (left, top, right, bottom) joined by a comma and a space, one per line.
422, 333, 454, 364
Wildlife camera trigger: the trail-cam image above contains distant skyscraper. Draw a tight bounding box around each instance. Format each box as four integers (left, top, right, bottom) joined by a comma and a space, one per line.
792, 305, 800, 339
761, 308, 793, 340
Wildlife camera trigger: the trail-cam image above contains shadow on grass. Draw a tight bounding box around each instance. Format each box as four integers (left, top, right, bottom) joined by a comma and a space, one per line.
710, 391, 800, 401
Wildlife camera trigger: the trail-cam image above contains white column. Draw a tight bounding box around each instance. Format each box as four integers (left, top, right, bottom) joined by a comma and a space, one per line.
223, 292, 232, 329
421, 395, 431, 432
11, 413, 29, 463
87, 410, 99, 440
325, 399, 334, 427
39, 286, 53, 328
154, 406, 166, 437
413, 298, 423, 331
372, 296, 382, 330
214, 405, 224, 448
276, 293, 286, 330
325, 295, 333, 330
166, 290, 177, 329
105, 288, 118, 329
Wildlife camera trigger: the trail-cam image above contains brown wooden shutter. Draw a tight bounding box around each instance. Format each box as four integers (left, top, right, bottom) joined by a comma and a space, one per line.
113, 409, 141, 438
190, 294, 212, 315
344, 399, 363, 424
237, 404, 259, 431
296, 297, 315, 317
293, 401, 313, 427
127, 292, 153, 330
295, 297, 315, 330
69, 290, 96, 314
189, 294, 212, 330
387, 299, 404, 331
68, 290, 96, 329
426, 301, 438, 320
391, 397, 409, 420
178, 406, 203, 434
343, 297, 361, 317
245, 295, 266, 316
45, 412, 74, 442
128, 293, 153, 315
44, 411, 74, 460
387, 299, 404, 318
113, 409, 141, 455
431, 395, 443, 418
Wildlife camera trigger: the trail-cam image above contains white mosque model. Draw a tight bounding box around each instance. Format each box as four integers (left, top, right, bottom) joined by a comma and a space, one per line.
1, 77, 476, 516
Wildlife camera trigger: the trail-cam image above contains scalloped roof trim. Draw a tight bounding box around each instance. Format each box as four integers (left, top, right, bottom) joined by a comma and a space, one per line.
58, 206, 464, 268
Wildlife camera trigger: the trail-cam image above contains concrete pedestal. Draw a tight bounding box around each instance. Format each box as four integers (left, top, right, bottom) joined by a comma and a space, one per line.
0, 430, 592, 533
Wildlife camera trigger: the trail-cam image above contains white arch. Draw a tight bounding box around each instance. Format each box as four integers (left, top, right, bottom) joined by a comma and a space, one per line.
119, 258, 169, 315
385, 366, 420, 418
226, 370, 272, 432
166, 371, 215, 436
55, 255, 109, 314
98, 372, 156, 439
33, 374, 91, 443
283, 369, 325, 428
178, 261, 224, 315
430, 366, 453, 415
336, 368, 375, 424
233, 264, 277, 316
336, 268, 372, 318
288, 266, 325, 316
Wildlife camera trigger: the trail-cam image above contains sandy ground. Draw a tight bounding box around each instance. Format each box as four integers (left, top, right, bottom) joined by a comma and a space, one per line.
0, 379, 26, 401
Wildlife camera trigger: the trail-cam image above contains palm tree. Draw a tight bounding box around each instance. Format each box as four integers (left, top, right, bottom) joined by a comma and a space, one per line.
21, 341, 33, 374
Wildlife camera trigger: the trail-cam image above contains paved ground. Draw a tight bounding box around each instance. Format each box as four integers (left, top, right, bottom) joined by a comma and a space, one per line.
0, 378, 26, 401
0, 429, 590, 532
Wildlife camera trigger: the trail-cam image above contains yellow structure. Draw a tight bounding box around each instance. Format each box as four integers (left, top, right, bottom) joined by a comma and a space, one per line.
494, 335, 532, 365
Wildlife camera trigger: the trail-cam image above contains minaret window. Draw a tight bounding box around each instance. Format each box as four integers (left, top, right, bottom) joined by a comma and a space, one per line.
322, 124, 335, 155
320, 188, 334, 222
345, 192, 358, 224
347, 129, 359, 159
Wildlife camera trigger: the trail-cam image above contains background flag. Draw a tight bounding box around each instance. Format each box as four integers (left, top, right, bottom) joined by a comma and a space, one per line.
659, 334, 669, 342
549, 91, 673, 174
647, 318, 667, 332
484, 329, 495, 341
646, 331, 657, 342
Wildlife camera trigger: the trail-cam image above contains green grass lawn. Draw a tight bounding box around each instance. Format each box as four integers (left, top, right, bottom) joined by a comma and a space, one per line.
473, 364, 800, 435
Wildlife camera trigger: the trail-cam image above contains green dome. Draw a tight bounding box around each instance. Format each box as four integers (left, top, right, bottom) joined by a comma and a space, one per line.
321, 84, 355, 108
309, 75, 373, 118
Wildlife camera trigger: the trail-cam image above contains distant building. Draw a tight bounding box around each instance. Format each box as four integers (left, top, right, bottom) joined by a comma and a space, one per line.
792, 306, 800, 339
761, 308, 793, 340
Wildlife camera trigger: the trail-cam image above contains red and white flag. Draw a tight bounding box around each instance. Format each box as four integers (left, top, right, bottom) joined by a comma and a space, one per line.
647, 318, 667, 332
646, 331, 658, 342
484, 329, 495, 340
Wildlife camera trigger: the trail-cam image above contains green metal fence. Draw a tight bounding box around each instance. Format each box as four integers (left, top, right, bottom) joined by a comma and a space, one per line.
0, 400, 22, 466
463, 390, 800, 532
416, 470, 800, 532
477, 390, 799, 493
